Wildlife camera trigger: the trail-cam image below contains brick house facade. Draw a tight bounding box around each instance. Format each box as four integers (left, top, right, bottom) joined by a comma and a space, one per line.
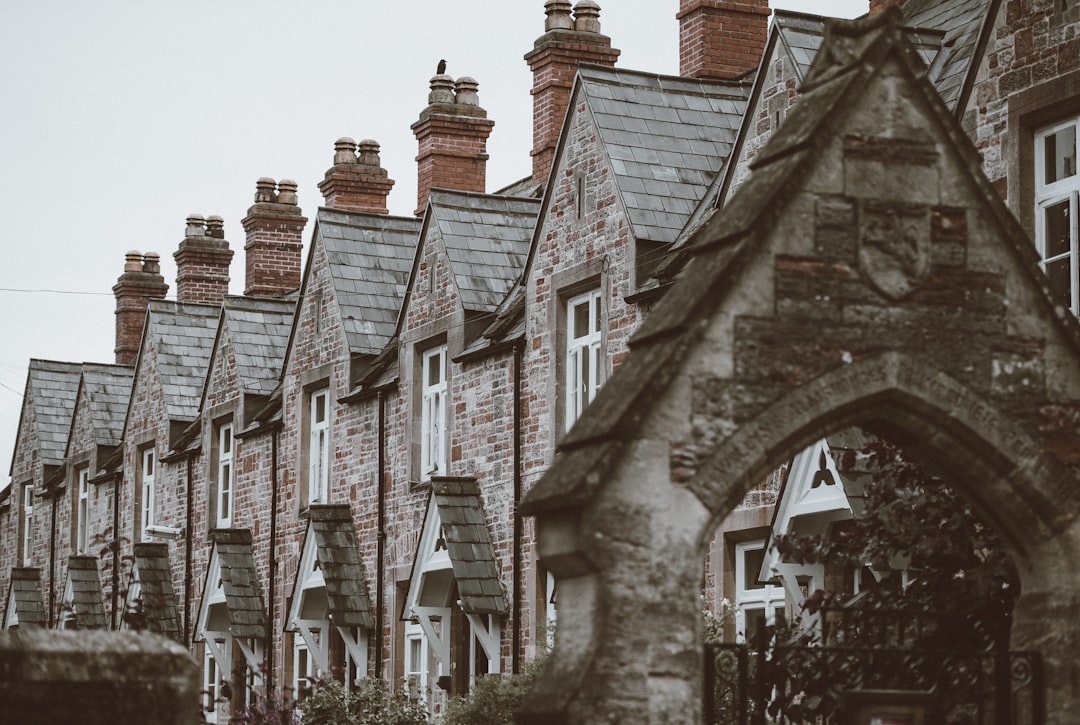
3, 0, 1079, 721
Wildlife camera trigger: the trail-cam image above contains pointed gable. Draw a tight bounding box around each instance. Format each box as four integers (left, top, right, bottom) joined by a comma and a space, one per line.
139, 301, 220, 423
197, 529, 266, 641
203, 295, 295, 408
579, 66, 749, 245
4, 567, 46, 629
126, 543, 181, 642
902, 0, 993, 112
58, 555, 107, 630
70, 363, 134, 452
428, 190, 539, 314
12, 360, 82, 476
290, 505, 373, 630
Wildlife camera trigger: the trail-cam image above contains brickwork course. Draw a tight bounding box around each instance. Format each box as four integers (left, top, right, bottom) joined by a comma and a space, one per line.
1, 1, 1079, 723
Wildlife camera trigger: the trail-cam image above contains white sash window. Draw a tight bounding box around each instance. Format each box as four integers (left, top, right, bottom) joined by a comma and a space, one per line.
565, 289, 602, 431
309, 389, 329, 503
421, 347, 447, 480
1036, 117, 1079, 315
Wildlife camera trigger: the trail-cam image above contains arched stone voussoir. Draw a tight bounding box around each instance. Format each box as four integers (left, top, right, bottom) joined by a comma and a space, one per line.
686, 351, 1080, 552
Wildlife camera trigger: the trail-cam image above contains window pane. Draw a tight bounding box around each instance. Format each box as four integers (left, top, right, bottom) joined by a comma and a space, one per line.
1044, 199, 1072, 259
145, 450, 154, 475
572, 299, 590, 340
743, 547, 766, 590
427, 350, 442, 385
593, 295, 601, 333
315, 392, 326, 424
222, 426, 231, 454
1045, 256, 1073, 308
745, 607, 766, 642
1045, 125, 1077, 185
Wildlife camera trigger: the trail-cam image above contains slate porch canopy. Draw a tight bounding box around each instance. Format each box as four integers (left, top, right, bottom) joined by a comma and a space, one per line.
197, 529, 267, 675
4, 567, 46, 629
58, 555, 107, 630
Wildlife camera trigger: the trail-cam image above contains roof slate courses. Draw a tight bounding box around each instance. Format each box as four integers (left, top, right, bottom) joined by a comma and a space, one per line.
902, 0, 992, 112
307, 505, 374, 629
318, 210, 421, 356
23, 359, 83, 468
428, 190, 540, 313
131, 543, 182, 641
218, 296, 296, 397
579, 66, 750, 246
432, 478, 507, 615
65, 555, 108, 629
523, 11, 990, 516
209, 529, 267, 637
7, 567, 46, 628
145, 301, 220, 422
76, 364, 134, 450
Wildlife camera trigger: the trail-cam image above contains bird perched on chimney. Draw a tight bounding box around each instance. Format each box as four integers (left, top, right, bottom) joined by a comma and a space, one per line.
437, 59, 447, 75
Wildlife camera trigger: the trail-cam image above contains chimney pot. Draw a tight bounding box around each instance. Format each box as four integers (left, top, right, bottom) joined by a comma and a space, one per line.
545, 0, 573, 30
142, 252, 161, 274
255, 177, 277, 203
206, 215, 225, 239
185, 214, 206, 237
333, 137, 358, 165
124, 251, 143, 273
454, 77, 480, 106
357, 139, 381, 166
428, 74, 456, 105
276, 179, 298, 205
573, 1, 602, 33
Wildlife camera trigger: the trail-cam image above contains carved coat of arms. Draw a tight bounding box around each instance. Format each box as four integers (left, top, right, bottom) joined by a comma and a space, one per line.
858, 202, 931, 300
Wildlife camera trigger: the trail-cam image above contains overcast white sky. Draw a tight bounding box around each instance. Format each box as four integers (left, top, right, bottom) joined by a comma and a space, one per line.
0, 1, 868, 479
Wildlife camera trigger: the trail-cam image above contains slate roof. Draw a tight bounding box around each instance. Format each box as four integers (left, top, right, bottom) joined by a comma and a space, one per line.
5, 567, 46, 628
318, 210, 421, 356
130, 543, 181, 642
207, 529, 267, 639
902, 0, 993, 113
428, 190, 539, 313
144, 301, 220, 422
218, 296, 295, 396
580, 66, 750, 245
73, 363, 134, 450
432, 478, 507, 615
18, 359, 82, 470
305, 505, 374, 629
63, 555, 107, 629
523, 10, 1032, 516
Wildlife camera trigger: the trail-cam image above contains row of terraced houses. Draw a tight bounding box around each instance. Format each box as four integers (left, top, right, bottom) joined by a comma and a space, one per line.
2, 0, 1078, 721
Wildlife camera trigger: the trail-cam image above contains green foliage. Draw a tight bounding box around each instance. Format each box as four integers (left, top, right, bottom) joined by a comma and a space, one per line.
233, 692, 301, 724
298, 678, 429, 725
442, 657, 546, 725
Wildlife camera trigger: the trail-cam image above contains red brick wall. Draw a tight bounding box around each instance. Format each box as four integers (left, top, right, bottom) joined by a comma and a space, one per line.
174, 216, 233, 306
242, 179, 306, 297
318, 139, 396, 214
113, 253, 168, 366
678, 0, 770, 81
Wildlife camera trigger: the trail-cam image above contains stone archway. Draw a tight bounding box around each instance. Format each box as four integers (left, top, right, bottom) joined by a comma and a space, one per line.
520, 13, 1080, 725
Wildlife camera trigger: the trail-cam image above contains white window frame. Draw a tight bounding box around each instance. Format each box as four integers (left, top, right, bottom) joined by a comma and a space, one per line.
420, 346, 447, 480
21, 484, 33, 566
203, 646, 219, 722
216, 422, 234, 528
1035, 115, 1079, 316
76, 466, 90, 554
293, 635, 312, 701
734, 540, 786, 644
140, 446, 156, 535
404, 620, 428, 695
565, 289, 603, 432
309, 388, 329, 503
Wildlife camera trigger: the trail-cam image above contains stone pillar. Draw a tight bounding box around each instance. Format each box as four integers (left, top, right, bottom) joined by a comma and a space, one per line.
174, 214, 233, 306
678, 0, 770, 80
411, 74, 495, 216
525, 0, 620, 186
241, 177, 307, 297
317, 138, 396, 214
113, 251, 168, 365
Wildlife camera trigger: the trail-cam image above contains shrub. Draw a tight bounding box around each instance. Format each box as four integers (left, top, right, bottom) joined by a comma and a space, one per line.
299, 678, 429, 725
441, 658, 545, 725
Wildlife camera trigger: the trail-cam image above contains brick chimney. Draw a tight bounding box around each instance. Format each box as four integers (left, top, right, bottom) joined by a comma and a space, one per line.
241, 178, 307, 297
525, 1, 620, 186
317, 138, 396, 213
678, 0, 770, 81
869, 0, 905, 13
113, 251, 168, 365
174, 214, 233, 306
411, 74, 495, 216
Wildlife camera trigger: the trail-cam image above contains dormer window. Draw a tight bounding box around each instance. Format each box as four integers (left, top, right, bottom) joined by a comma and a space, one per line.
308, 388, 329, 503
421, 346, 447, 480
215, 422, 234, 528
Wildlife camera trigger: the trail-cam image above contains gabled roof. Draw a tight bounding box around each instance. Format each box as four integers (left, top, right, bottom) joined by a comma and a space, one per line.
134, 301, 220, 424
204, 296, 295, 404
4, 567, 46, 629
317, 209, 421, 356
431, 478, 506, 615
128, 543, 181, 642
902, 0, 995, 113
199, 529, 266, 639
68, 363, 133, 453
12, 359, 82, 474
427, 189, 539, 313
579, 66, 749, 245
60, 555, 107, 630
290, 505, 374, 630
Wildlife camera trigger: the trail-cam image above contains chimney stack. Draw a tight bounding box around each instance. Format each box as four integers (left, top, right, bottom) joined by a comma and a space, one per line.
678, 0, 770, 81
525, 1, 620, 186
113, 251, 168, 365
869, 0, 905, 13
174, 214, 233, 306
411, 73, 495, 216
241, 178, 307, 297
318, 138, 396, 213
